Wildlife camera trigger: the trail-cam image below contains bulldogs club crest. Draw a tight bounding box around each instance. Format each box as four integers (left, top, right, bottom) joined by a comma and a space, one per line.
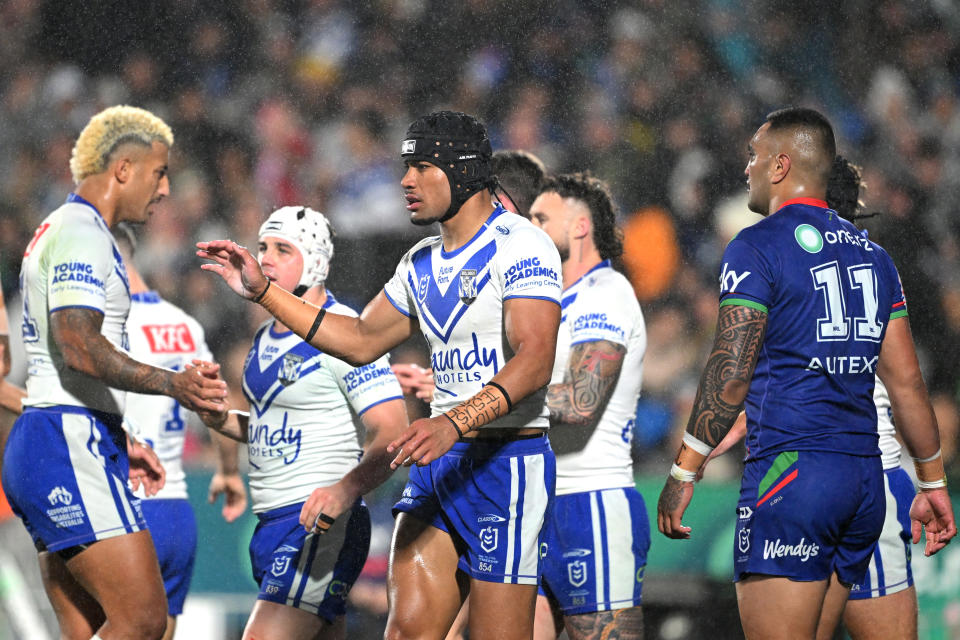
459, 269, 477, 304
417, 274, 430, 304
278, 353, 304, 386
567, 560, 588, 587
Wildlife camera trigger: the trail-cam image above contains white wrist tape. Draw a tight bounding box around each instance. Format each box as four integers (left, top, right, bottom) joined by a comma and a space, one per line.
917, 478, 948, 490
670, 463, 698, 483
683, 432, 715, 456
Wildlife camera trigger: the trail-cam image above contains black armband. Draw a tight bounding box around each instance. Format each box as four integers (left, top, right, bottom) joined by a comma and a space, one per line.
304, 308, 326, 343
484, 381, 513, 413
252, 280, 271, 303
443, 413, 465, 438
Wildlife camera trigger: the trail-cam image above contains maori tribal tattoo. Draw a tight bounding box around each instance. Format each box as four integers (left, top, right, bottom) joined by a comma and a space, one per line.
547, 340, 626, 427
565, 607, 644, 640
686, 303, 767, 448
446, 385, 507, 434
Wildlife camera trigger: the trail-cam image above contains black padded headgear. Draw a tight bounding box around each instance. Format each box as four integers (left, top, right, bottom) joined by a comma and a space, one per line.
400, 111, 495, 222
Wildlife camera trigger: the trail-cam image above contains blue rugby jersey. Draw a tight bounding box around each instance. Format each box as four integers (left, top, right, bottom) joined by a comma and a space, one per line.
718, 198, 906, 459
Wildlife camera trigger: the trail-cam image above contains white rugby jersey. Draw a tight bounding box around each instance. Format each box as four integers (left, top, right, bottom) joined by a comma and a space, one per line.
383, 206, 562, 430
242, 294, 403, 513
20, 194, 130, 415
872, 377, 902, 470
549, 261, 646, 495
124, 292, 212, 501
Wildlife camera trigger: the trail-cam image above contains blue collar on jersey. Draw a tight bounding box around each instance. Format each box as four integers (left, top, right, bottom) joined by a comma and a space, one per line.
563, 259, 611, 293
131, 291, 162, 304
66, 192, 106, 221
439, 204, 507, 260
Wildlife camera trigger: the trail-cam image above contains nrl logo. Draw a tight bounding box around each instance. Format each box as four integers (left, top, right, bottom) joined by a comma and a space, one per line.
567, 560, 588, 587
479, 525, 498, 553
278, 353, 304, 386
459, 269, 477, 304
271, 556, 291, 577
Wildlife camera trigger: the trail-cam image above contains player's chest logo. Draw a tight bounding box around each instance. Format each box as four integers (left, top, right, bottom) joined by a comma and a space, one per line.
417, 274, 430, 304
459, 269, 478, 304
567, 560, 588, 587
278, 353, 304, 386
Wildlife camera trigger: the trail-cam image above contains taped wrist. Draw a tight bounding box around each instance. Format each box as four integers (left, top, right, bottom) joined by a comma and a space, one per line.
913, 449, 947, 490
670, 433, 713, 483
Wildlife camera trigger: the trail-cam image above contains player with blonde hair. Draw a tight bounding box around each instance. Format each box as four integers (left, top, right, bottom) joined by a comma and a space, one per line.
1, 105, 226, 640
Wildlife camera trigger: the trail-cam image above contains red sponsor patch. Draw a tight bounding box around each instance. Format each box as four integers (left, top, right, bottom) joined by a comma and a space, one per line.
141, 323, 196, 353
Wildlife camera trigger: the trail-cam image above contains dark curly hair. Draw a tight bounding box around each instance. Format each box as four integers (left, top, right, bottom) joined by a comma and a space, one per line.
826, 155, 875, 224
539, 172, 623, 260
492, 150, 546, 219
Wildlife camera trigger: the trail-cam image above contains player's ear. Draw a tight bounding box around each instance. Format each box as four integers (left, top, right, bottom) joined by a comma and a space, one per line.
573, 214, 591, 240
771, 153, 791, 184
113, 156, 133, 184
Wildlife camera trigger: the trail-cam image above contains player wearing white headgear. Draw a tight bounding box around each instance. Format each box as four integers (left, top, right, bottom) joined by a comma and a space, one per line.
202, 205, 408, 640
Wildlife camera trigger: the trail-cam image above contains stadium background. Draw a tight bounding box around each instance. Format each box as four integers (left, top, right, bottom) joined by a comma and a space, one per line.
1, 1, 959, 637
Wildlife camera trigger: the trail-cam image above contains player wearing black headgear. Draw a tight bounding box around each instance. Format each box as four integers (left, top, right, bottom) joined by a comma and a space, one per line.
400, 110, 496, 224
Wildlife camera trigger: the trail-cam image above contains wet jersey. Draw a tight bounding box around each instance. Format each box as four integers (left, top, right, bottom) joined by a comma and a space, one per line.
124, 292, 212, 500
20, 194, 130, 415
383, 206, 562, 430
719, 198, 907, 459
550, 261, 646, 495
242, 294, 403, 513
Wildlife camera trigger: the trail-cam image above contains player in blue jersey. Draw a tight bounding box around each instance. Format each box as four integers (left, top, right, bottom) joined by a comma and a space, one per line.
1, 106, 227, 640
656, 108, 955, 640
198, 111, 562, 640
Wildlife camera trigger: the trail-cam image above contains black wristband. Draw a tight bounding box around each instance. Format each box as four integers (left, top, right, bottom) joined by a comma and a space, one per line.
252, 280, 271, 303
443, 413, 464, 438
484, 381, 513, 413
304, 308, 326, 343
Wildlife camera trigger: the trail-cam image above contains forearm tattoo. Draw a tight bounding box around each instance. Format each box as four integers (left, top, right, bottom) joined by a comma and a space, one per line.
547, 340, 625, 427
52, 308, 173, 395
446, 385, 507, 433
565, 607, 644, 640
686, 304, 766, 447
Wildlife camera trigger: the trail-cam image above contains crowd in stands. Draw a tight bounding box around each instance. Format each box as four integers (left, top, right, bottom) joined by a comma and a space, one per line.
1, 0, 959, 481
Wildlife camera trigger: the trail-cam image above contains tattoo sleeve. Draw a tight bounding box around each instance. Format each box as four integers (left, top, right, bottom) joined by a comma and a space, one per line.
565, 607, 644, 640
446, 385, 508, 434
547, 340, 625, 428
51, 308, 174, 396
686, 303, 767, 448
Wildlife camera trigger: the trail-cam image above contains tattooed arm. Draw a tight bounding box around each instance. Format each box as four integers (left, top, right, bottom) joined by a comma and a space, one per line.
50, 307, 227, 412
547, 340, 626, 456
658, 303, 767, 539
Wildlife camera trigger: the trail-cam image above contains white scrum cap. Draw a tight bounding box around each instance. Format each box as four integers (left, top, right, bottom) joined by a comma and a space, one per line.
258, 206, 334, 292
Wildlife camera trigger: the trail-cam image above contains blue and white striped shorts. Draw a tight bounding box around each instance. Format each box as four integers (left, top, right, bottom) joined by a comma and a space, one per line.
1, 405, 146, 552
394, 435, 556, 585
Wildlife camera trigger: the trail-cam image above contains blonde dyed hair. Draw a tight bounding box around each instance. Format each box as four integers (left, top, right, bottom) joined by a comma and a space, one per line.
69, 105, 174, 184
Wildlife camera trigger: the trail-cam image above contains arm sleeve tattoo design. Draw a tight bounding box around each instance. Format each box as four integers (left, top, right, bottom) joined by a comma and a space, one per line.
547, 340, 626, 428
686, 303, 767, 448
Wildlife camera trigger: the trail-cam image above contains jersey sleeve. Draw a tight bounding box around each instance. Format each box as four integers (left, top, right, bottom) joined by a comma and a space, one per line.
383, 250, 416, 317
46, 218, 117, 314
497, 226, 562, 303
880, 251, 908, 320
717, 234, 776, 313
566, 281, 634, 347
329, 354, 404, 415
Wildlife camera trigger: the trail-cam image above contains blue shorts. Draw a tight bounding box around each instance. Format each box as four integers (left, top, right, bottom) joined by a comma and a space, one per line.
1, 406, 146, 553
141, 498, 197, 616
249, 500, 370, 623
393, 435, 556, 585
734, 451, 884, 585
539, 487, 649, 615
848, 467, 914, 599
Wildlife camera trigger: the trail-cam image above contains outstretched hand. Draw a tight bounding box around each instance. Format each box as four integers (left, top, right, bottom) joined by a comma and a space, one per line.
208, 472, 248, 523
910, 488, 957, 556
197, 240, 268, 301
